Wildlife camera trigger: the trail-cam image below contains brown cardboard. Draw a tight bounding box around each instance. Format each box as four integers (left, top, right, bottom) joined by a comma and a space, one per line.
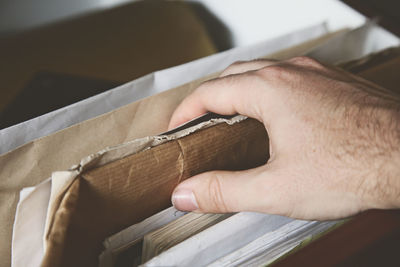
43, 118, 269, 267
42, 47, 400, 267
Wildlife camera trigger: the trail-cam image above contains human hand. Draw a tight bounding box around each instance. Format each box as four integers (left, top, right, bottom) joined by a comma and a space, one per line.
168, 57, 400, 220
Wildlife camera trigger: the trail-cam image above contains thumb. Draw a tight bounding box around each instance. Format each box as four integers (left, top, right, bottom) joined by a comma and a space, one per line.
171, 167, 271, 213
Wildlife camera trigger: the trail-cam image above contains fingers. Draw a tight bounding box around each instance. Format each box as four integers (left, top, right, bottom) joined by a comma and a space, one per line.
168, 72, 273, 129
171, 164, 295, 216
171, 167, 264, 213
168, 59, 277, 130
170, 159, 365, 220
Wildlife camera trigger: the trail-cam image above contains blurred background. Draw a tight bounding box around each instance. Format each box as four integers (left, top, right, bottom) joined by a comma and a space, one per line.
0, 0, 398, 129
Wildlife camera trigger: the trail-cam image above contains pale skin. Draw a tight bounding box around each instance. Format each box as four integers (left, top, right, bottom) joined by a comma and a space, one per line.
168, 56, 400, 221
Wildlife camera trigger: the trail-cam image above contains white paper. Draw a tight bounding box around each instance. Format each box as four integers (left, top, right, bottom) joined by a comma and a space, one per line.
143, 212, 293, 266
11, 179, 50, 267
207, 220, 337, 267
307, 20, 400, 64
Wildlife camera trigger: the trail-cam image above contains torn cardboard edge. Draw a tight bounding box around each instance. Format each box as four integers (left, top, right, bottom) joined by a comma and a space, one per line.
43, 114, 248, 249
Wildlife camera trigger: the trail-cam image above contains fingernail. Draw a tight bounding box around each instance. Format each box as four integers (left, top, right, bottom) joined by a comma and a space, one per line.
171, 188, 199, 211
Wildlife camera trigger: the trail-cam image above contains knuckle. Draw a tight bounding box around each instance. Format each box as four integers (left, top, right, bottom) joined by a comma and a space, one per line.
221, 61, 247, 76
207, 172, 229, 212
197, 78, 215, 91
289, 56, 322, 68
256, 65, 287, 80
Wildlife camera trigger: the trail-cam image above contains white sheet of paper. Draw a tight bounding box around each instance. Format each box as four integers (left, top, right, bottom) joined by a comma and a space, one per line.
11, 179, 50, 267
207, 220, 337, 267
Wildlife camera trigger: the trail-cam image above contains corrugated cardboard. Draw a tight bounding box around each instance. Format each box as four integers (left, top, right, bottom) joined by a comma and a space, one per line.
41, 47, 400, 266
43, 118, 269, 267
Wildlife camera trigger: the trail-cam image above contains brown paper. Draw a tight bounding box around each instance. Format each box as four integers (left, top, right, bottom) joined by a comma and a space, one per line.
0, 32, 340, 265
42, 47, 400, 266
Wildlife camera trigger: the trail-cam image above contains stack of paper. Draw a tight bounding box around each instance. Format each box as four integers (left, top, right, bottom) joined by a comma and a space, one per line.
101, 208, 336, 267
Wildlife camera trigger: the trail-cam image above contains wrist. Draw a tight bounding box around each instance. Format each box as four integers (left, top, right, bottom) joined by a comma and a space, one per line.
362, 107, 400, 210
